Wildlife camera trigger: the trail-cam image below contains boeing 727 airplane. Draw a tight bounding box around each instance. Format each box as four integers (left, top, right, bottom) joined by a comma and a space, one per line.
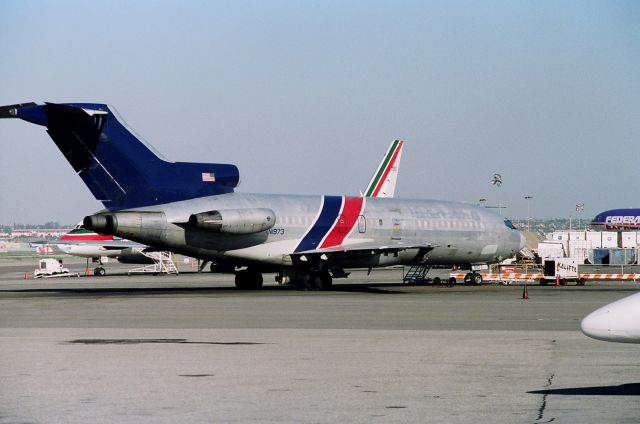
53, 225, 151, 275
1, 102, 524, 290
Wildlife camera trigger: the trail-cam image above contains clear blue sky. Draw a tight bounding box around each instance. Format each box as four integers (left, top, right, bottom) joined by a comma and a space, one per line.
1, 0, 639, 224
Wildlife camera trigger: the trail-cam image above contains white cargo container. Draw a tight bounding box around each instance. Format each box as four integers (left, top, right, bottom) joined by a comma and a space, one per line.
586, 231, 602, 248
537, 241, 566, 260
569, 231, 586, 241
551, 231, 568, 241
621, 232, 638, 248
569, 240, 591, 263
601, 232, 619, 248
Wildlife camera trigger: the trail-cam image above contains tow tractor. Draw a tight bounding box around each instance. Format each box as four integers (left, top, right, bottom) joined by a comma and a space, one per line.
33, 258, 79, 279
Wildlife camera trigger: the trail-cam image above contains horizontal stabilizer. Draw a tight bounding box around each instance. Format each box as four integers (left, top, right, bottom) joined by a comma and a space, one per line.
0, 102, 37, 119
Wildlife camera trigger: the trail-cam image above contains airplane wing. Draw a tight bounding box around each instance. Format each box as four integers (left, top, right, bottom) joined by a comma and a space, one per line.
291, 240, 437, 261
36, 239, 145, 249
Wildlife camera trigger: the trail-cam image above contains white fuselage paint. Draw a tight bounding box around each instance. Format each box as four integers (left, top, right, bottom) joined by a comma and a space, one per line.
581, 292, 640, 343
109, 193, 524, 269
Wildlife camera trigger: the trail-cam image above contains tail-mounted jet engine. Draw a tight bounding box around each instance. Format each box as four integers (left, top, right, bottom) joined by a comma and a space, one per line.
83, 212, 166, 243
188, 209, 276, 234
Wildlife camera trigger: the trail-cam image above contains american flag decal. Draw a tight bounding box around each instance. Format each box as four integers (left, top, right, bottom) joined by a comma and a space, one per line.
201, 172, 216, 182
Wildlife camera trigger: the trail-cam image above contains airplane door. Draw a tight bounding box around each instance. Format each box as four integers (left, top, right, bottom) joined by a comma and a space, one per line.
391, 218, 402, 240
358, 215, 366, 233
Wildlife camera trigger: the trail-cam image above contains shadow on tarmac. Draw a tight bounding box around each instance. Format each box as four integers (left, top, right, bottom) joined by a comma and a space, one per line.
529, 383, 640, 396
0, 283, 411, 296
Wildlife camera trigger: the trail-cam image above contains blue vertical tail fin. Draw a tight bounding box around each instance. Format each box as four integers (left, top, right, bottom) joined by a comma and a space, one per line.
1, 102, 240, 210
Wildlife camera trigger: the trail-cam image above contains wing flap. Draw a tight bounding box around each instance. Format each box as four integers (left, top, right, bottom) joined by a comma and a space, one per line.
292, 240, 437, 256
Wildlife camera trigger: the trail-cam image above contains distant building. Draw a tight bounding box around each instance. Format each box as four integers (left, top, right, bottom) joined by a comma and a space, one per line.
8, 229, 71, 239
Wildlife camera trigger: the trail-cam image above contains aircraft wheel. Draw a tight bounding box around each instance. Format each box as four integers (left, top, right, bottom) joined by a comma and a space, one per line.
308, 275, 323, 291
249, 270, 263, 289
235, 272, 247, 289
304, 272, 333, 291
471, 273, 483, 285
319, 272, 333, 291
235, 270, 262, 289
448, 277, 456, 286
94, 267, 106, 276
210, 262, 235, 273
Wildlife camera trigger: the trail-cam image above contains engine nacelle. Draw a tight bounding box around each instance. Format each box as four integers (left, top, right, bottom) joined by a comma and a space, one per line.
188, 208, 276, 234
83, 212, 166, 243
117, 248, 156, 264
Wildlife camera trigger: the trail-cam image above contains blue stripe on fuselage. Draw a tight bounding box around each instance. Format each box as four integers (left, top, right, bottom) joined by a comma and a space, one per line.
295, 196, 343, 252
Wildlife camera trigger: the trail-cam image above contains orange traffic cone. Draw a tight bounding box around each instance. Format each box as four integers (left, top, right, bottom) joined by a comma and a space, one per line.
555, 274, 560, 286
522, 285, 529, 299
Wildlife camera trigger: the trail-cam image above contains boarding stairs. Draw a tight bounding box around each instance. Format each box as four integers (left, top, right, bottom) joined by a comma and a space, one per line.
128, 251, 179, 275
402, 264, 431, 284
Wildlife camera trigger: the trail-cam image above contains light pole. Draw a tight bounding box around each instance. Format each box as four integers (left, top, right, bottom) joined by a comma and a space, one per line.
576, 203, 584, 230
491, 173, 503, 215
524, 195, 533, 232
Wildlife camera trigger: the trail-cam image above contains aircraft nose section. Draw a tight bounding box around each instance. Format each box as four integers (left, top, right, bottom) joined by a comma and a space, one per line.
581, 293, 640, 343
580, 309, 613, 342
591, 213, 604, 228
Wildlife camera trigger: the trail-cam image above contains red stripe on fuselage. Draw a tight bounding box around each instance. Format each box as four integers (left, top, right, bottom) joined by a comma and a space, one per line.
320, 196, 364, 248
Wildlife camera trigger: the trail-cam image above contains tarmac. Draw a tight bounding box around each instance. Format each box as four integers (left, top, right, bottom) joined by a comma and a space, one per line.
1, 257, 640, 423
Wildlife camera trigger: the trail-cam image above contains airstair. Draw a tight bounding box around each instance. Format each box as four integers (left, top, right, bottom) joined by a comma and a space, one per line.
128, 251, 179, 275
402, 264, 431, 284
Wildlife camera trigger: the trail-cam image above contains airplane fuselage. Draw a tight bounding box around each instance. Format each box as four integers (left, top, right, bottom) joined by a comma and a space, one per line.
87, 193, 523, 271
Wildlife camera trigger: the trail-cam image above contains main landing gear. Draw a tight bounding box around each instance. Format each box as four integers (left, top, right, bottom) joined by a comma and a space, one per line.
234, 269, 334, 291
274, 270, 334, 291
234, 268, 263, 290
303, 272, 333, 291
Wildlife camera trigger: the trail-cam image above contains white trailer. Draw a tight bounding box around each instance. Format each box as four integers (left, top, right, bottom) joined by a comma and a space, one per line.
540, 257, 584, 285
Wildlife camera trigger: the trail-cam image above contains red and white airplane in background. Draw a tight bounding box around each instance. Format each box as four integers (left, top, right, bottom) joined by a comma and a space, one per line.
40, 224, 149, 276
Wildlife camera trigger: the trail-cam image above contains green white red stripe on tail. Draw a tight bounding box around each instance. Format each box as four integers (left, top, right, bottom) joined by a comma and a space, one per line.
364, 139, 404, 198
